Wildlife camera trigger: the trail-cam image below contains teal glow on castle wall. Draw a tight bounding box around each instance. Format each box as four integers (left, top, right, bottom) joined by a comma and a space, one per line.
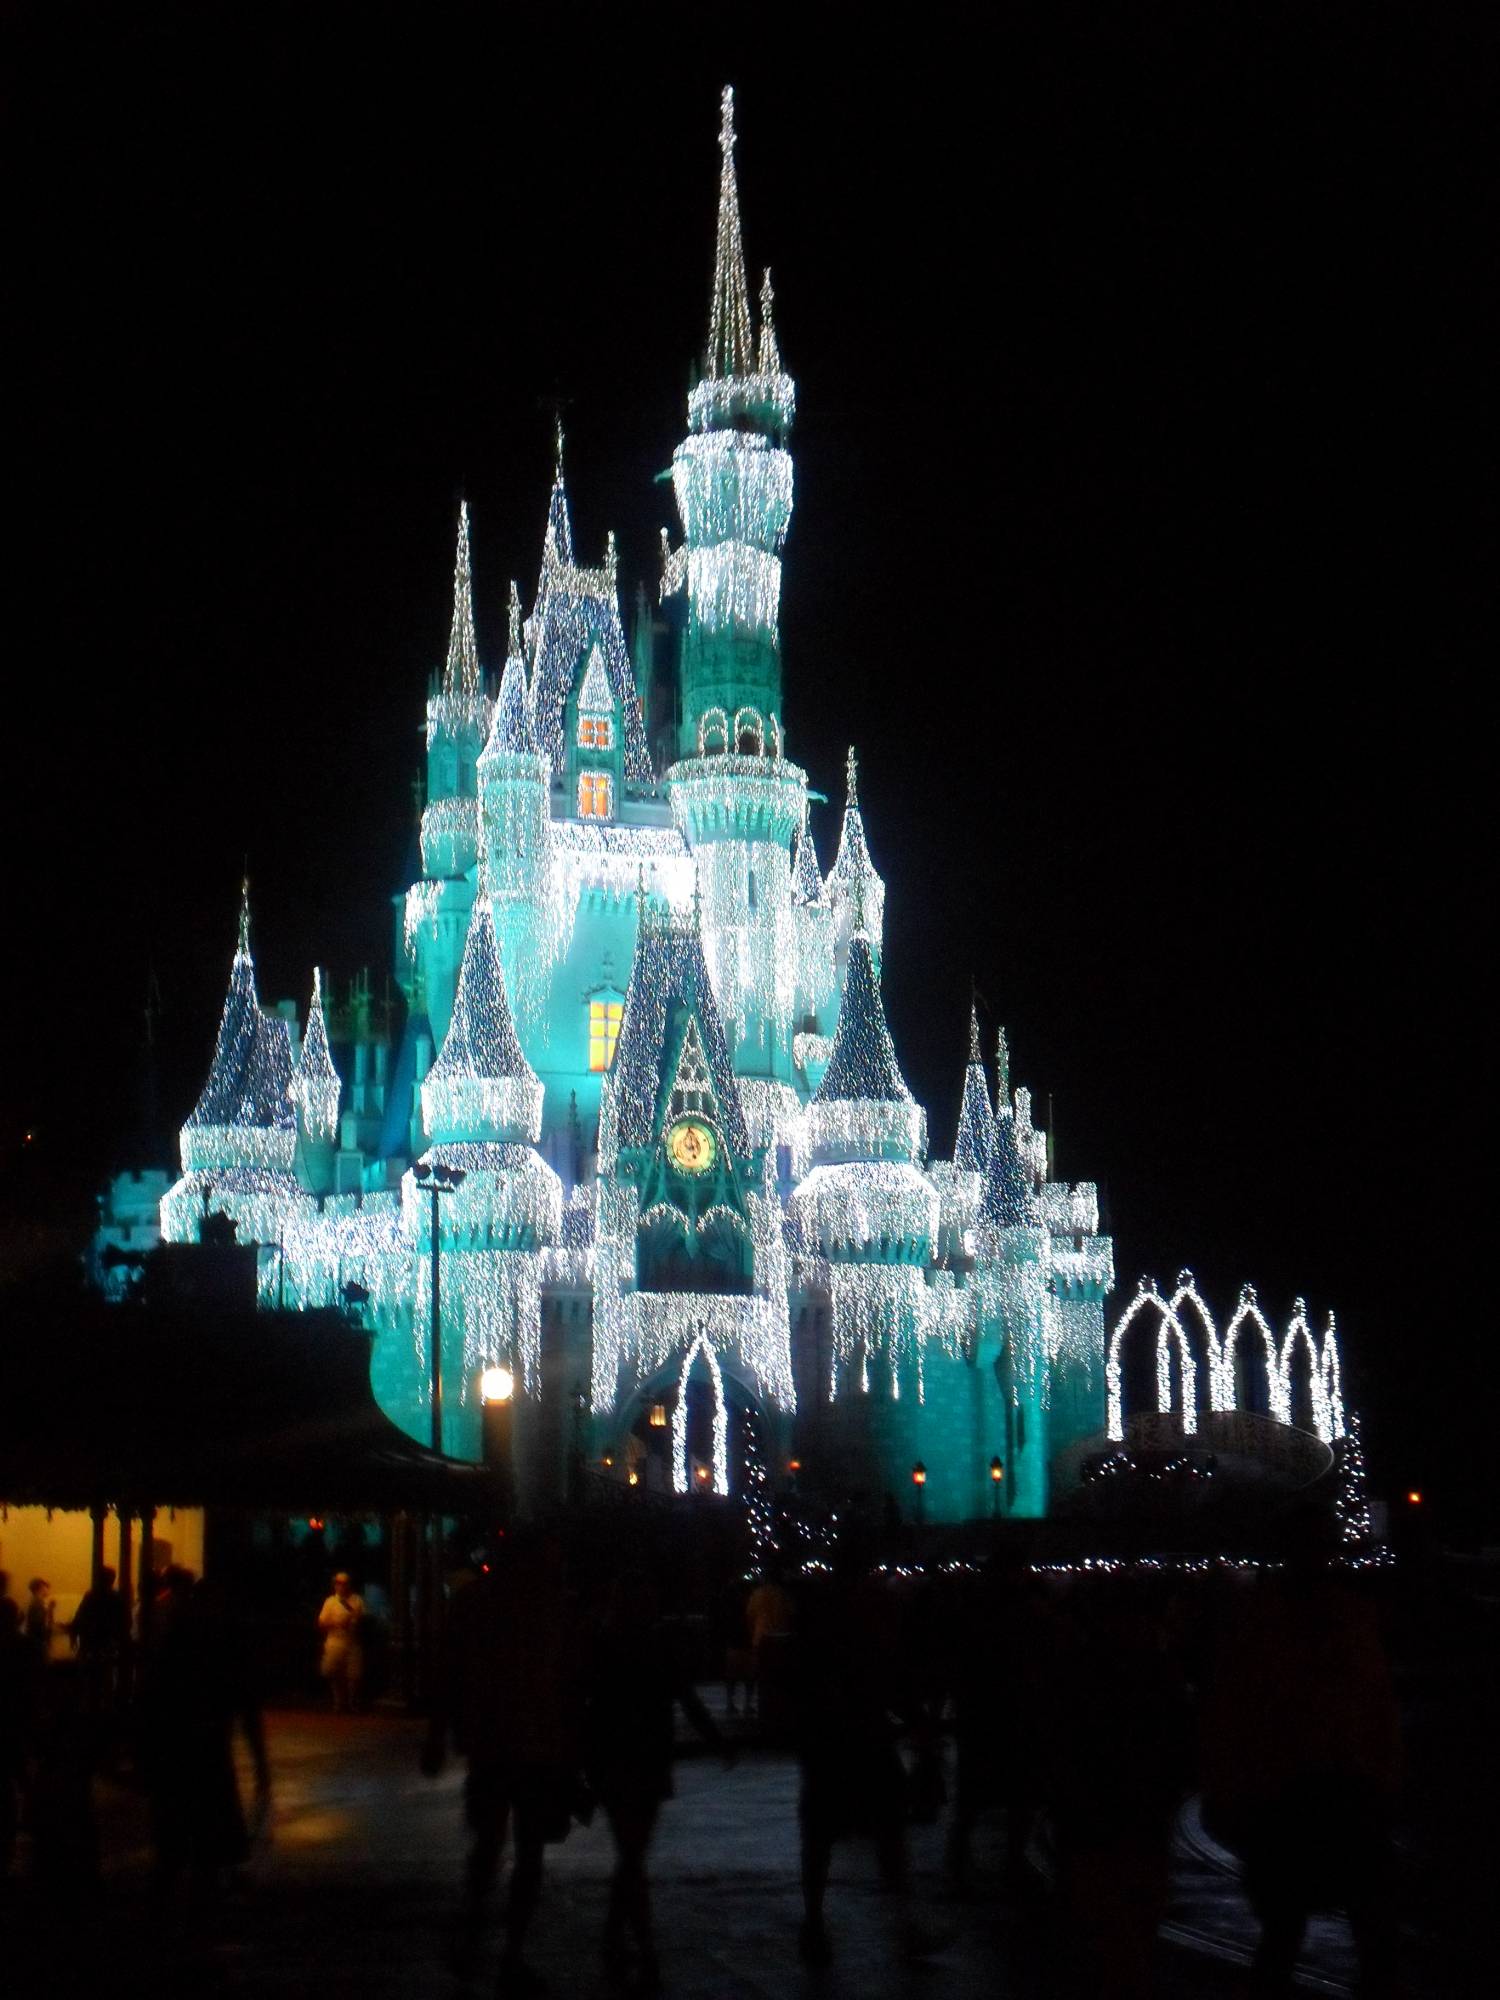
157, 91, 1116, 1523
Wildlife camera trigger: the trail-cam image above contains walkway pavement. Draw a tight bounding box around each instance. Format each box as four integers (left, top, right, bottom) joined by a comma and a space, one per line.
5, 1697, 1440, 1998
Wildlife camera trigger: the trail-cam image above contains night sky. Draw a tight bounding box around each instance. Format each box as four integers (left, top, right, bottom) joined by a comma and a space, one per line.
3, 10, 1488, 1522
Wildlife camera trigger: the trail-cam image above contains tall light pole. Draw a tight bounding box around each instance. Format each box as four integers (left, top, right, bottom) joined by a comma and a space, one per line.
413, 1161, 467, 1455
990, 1455, 1005, 1520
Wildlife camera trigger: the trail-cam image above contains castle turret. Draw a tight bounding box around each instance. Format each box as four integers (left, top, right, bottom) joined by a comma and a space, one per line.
664, 87, 796, 763
826, 749, 886, 975
478, 580, 553, 1023
179, 887, 297, 1176
290, 967, 341, 1193
421, 895, 543, 1148
422, 501, 491, 878
953, 1004, 997, 1176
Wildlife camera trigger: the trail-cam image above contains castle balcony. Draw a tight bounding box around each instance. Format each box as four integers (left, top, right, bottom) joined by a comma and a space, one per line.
666, 755, 807, 848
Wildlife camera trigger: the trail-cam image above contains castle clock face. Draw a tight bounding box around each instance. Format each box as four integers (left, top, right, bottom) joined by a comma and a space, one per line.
667, 1118, 717, 1176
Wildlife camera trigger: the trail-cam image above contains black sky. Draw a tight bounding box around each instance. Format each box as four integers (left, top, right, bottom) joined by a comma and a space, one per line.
2, 6, 1489, 1521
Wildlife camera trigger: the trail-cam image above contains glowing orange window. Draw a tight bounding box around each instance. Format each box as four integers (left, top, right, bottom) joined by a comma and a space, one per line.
578, 716, 614, 749
589, 997, 623, 1071
578, 771, 613, 819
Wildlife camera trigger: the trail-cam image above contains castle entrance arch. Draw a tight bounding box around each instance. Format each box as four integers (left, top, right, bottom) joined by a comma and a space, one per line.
618, 1333, 764, 1498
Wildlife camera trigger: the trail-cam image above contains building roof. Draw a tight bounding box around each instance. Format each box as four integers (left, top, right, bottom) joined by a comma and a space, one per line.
953, 1005, 997, 1172
183, 897, 296, 1139
610, 913, 750, 1158
813, 933, 913, 1109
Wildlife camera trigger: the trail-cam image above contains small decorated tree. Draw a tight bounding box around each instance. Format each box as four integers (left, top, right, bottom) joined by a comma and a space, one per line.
1333, 1409, 1375, 1551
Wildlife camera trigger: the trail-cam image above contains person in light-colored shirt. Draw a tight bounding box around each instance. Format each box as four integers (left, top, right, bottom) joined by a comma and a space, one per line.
316, 1574, 366, 1712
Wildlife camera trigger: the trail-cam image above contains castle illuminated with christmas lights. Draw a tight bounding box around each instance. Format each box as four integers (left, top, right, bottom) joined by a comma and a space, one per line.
154, 93, 1348, 1521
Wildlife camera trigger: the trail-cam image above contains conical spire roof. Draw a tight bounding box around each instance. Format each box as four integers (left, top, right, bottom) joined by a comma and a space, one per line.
979, 1100, 1031, 1230
181, 889, 297, 1170
813, 934, 913, 1108
488, 581, 536, 754
442, 501, 482, 704
757, 267, 780, 375
422, 896, 542, 1145
290, 968, 341, 1143
707, 86, 754, 381
954, 1004, 997, 1173
542, 421, 575, 571
791, 814, 826, 906
827, 747, 886, 938
429, 897, 534, 1087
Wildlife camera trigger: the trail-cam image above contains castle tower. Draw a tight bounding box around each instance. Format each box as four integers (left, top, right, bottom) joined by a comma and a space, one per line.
378, 895, 559, 1461
406, 504, 493, 1047
664, 89, 805, 1087
953, 1005, 997, 1176
290, 967, 341, 1195
478, 581, 553, 1025
826, 748, 886, 981
972, 1069, 1053, 1517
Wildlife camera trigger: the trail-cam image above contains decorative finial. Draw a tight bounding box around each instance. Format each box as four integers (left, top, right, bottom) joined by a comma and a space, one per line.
719, 84, 736, 157
606, 529, 618, 581
845, 745, 859, 811
554, 416, 566, 481
968, 1002, 982, 1064
996, 1025, 1010, 1102
237, 877, 252, 957
508, 579, 522, 658
757, 267, 781, 375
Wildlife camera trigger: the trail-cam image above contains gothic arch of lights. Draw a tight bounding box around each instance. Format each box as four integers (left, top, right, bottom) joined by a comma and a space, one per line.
1107, 1278, 1346, 1446
671, 1330, 731, 1497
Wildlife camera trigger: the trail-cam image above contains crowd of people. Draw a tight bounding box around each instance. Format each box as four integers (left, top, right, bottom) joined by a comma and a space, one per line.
0, 1521, 1405, 1997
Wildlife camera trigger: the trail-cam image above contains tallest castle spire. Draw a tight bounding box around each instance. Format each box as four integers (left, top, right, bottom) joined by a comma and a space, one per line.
707, 86, 754, 381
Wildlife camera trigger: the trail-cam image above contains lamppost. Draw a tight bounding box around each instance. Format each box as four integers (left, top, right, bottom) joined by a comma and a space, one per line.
479, 1365, 516, 1523
990, 1455, 1005, 1519
412, 1161, 467, 1456
912, 1461, 927, 1527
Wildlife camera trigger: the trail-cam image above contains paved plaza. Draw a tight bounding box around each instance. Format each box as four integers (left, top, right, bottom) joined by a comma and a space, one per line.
5, 1696, 1434, 1999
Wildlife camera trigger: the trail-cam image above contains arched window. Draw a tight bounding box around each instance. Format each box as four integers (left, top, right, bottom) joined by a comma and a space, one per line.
578, 771, 613, 820
577, 714, 613, 749
733, 706, 765, 756
698, 707, 729, 756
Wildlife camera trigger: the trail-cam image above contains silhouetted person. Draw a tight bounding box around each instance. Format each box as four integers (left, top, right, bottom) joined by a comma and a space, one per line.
791, 1540, 912, 1965
1041, 1580, 1192, 1999
0, 1598, 40, 1883
68, 1568, 127, 1718
587, 1569, 730, 1986
139, 1569, 270, 1898
1203, 1518, 1401, 1996
944, 1552, 1048, 1891
23, 1579, 53, 1657
317, 1571, 366, 1711
422, 1531, 581, 1991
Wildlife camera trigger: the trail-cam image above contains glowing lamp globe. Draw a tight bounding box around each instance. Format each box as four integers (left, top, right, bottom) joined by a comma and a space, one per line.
480, 1365, 515, 1405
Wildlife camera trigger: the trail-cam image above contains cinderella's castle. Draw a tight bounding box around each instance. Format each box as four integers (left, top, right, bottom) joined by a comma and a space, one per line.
155, 93, 1345, 1524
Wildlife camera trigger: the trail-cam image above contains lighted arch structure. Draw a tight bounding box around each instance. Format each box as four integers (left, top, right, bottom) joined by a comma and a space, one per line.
1108, 1280, 1346, 1447
1278, 1300, 1331, 1440
671, 1331, 730, 1496
1106, 1282, 1198, 1441
1220, 1285, 1279, 1416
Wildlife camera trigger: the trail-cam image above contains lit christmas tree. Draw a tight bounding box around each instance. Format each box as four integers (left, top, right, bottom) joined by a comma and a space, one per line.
742, 1408, 775, 1570
1333, 1409, 1374, 1551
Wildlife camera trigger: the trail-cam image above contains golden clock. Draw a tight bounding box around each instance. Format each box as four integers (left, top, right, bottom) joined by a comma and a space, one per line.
666, 1117, 717, 1175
